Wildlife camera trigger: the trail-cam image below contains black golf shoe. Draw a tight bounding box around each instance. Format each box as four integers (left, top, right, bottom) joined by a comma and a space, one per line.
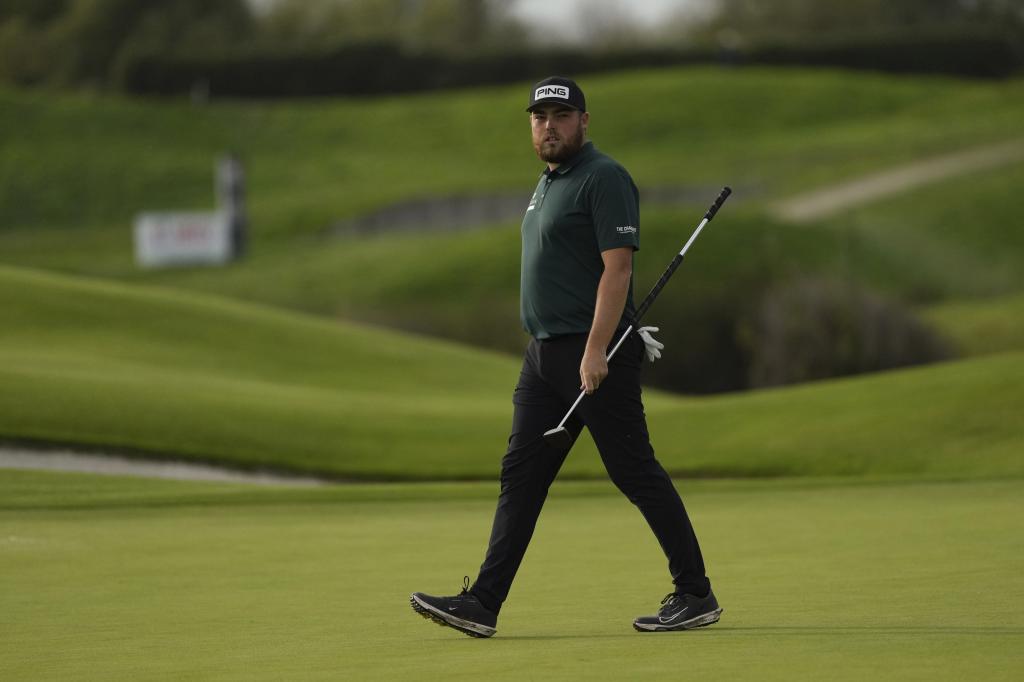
410, 577, 497, 638
633, 590, 722, 632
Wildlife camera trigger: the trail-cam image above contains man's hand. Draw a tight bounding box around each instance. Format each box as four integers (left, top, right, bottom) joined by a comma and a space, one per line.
580, 348, 608, 394
581, 247, 632, 395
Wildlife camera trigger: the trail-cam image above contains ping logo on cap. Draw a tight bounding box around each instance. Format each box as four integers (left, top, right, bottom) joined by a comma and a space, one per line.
536, 85, 570, 100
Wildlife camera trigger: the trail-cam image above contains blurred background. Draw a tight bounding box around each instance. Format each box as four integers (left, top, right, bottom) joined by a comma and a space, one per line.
2, 0, 1022, 91
3, 7, 1024, 677
1, 0, 1023, 466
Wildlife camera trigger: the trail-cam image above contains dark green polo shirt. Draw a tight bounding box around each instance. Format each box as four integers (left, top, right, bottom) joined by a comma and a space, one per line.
520, 141, 640, 339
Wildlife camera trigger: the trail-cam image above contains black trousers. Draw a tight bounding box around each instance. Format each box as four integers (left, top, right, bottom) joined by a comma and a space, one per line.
471, 332, 711, 614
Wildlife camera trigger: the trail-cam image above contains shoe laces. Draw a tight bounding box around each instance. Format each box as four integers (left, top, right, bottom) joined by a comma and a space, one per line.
659, 592, 684, 614
449, 576, 474, 604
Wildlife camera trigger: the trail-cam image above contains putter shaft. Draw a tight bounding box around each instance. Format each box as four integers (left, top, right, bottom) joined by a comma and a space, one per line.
542, 187, 732, 448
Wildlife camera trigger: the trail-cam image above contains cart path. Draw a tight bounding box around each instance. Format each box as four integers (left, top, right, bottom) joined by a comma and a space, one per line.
771, 138, 1024, 223
0, 445, 330, 486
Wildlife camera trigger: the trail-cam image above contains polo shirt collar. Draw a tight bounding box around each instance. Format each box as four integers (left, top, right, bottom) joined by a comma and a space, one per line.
544, 140, 596, 176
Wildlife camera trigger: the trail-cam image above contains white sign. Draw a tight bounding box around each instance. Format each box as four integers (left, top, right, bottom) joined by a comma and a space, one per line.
134, 211, 233, 268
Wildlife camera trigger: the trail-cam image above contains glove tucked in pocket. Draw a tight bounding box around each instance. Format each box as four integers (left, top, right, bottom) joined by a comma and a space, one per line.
636, 326, 664, 363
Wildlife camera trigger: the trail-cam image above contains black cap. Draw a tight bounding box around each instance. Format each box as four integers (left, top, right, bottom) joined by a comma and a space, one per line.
526, 76, 586, 113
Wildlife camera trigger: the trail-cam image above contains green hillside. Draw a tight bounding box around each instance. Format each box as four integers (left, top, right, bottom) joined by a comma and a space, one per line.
3, 67, 1022, 369
0, 265, 514, 479
4, 67, 1024, 243
3, 67, 1022, 472
818, 159, 1024, 299
2, 264, 1020, 480
133, 162, 1024, 359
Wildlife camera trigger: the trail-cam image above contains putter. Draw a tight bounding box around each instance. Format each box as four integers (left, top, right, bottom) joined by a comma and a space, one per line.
542, 186, 732, 450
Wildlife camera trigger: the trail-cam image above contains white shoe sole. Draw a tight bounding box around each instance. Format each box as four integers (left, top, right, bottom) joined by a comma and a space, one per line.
633, 607, 723, 632
410, 593, 497, 638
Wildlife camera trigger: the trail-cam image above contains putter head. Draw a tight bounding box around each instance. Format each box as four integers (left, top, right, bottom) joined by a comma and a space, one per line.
542, 426, 574, 451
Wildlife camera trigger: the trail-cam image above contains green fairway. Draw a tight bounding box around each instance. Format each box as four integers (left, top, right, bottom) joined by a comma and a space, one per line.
1, 470, 1021, 681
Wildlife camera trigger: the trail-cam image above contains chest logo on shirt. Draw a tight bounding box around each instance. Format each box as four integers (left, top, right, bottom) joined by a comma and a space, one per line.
616, 225, 637, 234
527, 192, 537, 211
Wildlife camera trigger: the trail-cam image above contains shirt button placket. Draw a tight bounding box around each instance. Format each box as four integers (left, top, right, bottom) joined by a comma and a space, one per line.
537, 176, 553, 210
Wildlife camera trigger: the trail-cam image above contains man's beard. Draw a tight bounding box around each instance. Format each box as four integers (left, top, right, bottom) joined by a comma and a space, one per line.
535, 124, 586, 164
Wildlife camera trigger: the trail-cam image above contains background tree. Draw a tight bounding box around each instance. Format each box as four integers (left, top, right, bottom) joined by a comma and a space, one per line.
0, 0, 253, 87
688, 0, 1024, 45
254, 0, 526, 53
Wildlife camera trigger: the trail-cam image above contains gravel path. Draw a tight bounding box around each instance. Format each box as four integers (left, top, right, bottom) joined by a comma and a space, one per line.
771, 139, 1024, 222
0, 446, 330, 486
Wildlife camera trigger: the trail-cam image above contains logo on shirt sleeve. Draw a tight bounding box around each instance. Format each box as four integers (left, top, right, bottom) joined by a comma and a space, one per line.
616, 225, 637, 234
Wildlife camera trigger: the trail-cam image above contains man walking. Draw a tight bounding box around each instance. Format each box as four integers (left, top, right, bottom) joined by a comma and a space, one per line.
411, 77, 720, 637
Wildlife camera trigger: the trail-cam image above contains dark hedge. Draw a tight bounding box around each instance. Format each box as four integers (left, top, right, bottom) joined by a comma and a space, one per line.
118, 29, 1023, 98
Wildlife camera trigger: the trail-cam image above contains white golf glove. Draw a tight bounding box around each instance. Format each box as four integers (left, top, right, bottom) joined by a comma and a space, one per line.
636, 326, 664, 363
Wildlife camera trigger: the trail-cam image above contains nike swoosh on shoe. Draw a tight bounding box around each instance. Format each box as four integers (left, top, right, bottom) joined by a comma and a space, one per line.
658, 607, 688, 624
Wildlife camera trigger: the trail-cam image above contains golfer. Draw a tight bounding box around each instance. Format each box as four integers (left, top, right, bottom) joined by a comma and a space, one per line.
411, 77, 720, 637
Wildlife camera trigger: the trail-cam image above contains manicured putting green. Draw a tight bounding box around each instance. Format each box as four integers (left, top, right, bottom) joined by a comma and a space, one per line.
2, 471, 1021, 680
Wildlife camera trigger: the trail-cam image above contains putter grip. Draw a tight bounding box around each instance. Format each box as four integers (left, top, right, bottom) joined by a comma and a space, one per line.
703, 186, 732, 221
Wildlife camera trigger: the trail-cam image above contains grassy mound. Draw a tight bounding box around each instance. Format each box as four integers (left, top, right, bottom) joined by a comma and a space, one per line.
0, 265, 515, 479
2, 265, 1021, 479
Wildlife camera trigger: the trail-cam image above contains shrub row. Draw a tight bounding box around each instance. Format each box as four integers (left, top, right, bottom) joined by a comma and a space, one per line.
748, 28, 1024, 79
119, 29, 1023, 98
640, 277, 954, 394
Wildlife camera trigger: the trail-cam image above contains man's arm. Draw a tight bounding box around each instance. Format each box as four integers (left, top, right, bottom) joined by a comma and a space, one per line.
580, 247, 633, 394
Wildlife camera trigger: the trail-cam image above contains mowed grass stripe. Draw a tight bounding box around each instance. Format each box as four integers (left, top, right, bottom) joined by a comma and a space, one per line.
2, 265, 1022, 480
1, 471, 1021, 681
